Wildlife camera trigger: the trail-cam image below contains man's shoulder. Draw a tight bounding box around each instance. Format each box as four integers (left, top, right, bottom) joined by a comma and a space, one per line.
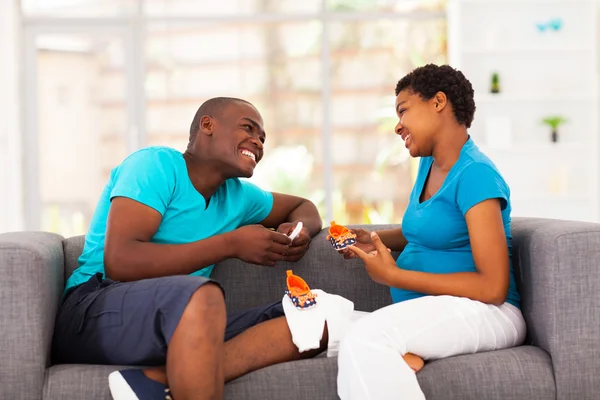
112, 146, 183, 176
122, 146, 182, 164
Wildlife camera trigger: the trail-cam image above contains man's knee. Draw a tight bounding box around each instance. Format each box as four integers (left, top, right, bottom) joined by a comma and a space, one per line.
185, 283, 226, 318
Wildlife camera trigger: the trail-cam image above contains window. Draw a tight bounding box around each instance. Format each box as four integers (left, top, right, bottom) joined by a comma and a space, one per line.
22, 0, 447, 235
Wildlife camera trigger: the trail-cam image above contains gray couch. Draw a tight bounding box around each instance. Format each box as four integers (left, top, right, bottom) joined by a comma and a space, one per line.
1, 217, 599, 399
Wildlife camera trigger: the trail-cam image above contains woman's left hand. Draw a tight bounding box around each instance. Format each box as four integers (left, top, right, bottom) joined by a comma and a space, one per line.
346, 232, 397, 285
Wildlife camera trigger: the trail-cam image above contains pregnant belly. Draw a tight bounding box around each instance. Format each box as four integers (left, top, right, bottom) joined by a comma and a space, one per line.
397, 244, 477, 275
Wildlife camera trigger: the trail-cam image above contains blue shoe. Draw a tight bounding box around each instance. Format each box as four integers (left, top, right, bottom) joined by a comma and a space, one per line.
108, 369, 172, 400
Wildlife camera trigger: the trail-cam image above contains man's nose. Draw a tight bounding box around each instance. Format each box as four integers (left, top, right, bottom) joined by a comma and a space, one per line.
249, 136, 263, 150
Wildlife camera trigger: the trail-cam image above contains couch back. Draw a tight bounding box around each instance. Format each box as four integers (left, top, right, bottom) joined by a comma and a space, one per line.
62, 225, 398, 313
62, 221, 532, 313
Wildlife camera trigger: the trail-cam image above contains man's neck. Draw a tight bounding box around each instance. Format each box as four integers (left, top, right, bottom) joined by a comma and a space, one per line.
183, 151, 227, 204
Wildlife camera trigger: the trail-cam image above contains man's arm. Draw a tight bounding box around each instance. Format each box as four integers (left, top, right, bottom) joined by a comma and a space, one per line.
259, 192, 322, 237
104, 197, 290, 281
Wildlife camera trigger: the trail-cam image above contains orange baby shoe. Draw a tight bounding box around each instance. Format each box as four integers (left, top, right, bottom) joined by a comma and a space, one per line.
285, 270, 317, 310
326, 220, 357, 251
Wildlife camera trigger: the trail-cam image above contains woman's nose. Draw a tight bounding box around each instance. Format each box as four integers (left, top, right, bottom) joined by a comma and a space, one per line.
395, 122, 403, 136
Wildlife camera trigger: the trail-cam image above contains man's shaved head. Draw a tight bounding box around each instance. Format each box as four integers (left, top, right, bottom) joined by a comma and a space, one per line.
189, 97, 252, 141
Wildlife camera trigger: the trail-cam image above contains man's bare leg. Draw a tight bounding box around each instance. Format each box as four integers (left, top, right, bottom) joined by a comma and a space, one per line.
145, 316, 327, 386
164, 284, 227, 400
223, 316, 327, 381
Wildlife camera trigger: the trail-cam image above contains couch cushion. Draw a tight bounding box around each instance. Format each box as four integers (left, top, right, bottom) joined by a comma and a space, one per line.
418, 346, 555, 400
44, 346, 554, 400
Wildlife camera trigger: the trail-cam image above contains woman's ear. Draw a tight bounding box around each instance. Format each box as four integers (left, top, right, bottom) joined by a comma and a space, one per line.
433, 91, 448, 112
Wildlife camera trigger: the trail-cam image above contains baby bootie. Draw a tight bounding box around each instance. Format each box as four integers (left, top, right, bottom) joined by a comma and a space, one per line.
327, 221, 357, 251
285, 270, 318, 310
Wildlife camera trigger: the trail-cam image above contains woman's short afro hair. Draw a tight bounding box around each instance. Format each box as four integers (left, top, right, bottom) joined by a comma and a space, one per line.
395, 64, 476, 128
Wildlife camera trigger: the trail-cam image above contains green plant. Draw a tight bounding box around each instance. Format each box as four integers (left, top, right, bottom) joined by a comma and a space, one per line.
490, 72, 500, 94
541, 116, 567, 130
541, 116, 568, 143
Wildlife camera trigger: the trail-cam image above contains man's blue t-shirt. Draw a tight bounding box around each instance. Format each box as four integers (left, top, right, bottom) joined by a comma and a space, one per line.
65, 146, 274, 293
392, 137, 521, 308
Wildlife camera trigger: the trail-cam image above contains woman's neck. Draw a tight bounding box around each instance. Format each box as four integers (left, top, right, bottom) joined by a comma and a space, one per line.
431, 127, 469, 172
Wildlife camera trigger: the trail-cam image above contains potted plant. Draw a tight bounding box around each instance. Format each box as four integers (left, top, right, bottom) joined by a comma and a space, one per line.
490, 72, 501, 94
541, 116, 567, 143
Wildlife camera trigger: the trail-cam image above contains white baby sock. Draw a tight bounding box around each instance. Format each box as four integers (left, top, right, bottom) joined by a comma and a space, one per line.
283, 289, 362, 355
282, 289, 327, 352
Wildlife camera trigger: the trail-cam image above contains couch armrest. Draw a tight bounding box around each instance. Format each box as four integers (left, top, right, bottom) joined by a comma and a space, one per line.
511, 217, 600, 400
0, 231, 65, 400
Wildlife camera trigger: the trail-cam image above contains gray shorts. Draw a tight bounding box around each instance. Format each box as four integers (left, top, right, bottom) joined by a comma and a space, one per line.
51, 273, 284, 366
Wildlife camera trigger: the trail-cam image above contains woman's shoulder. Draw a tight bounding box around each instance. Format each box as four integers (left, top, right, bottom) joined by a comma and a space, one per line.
459, 141, 506, 182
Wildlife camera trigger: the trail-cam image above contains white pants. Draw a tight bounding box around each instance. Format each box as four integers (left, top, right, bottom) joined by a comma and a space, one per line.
337, 295, 527, 400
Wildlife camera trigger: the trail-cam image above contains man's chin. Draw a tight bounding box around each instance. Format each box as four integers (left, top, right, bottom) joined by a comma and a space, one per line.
240, 167, 255, 178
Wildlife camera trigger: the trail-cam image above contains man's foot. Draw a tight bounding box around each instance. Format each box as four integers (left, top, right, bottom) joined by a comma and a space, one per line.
108, 369, 173, 400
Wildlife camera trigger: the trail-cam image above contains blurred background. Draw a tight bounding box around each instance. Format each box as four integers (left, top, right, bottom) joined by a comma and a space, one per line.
1, 0, 598, 237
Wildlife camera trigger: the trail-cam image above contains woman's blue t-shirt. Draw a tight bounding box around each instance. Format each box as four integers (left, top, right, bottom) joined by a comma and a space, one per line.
392, 137, 521, 308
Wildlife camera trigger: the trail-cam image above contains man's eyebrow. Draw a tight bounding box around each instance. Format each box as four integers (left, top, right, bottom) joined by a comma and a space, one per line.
396, 101, 406, 112
241, 117, 266, 137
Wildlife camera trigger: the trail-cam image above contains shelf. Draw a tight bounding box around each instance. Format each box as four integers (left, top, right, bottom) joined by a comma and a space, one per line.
475, 94, 598, 104
511, 194, 591, 202
462, 46, 594, 54
479, 142, 589, 153
454, 0, 596, 4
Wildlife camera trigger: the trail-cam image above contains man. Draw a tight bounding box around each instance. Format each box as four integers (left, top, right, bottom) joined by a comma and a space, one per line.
51, 97, 326, 400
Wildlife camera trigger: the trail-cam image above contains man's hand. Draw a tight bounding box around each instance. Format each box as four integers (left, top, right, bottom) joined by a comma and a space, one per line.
346, 232, 397, 285
229, 225, 291, 266
340, 228, 376, 259
277, 222, 311, 262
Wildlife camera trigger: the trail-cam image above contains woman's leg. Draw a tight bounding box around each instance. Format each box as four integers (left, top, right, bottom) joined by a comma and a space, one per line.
337, 295, 526, 400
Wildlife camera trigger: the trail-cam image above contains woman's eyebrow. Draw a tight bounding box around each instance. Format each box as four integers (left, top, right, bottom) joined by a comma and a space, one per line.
396, 101, 406, 112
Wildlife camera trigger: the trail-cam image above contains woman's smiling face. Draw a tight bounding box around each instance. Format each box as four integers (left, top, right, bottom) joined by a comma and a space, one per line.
394, 88, 444, 158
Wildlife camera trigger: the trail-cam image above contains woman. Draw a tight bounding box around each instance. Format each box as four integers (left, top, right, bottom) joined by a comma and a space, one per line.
337, 64, 526, 400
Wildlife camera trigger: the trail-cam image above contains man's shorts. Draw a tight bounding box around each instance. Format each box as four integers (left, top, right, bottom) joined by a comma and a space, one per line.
51, 273, 284, 366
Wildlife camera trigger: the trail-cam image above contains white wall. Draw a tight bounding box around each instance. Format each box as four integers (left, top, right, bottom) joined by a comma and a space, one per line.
0, 0, 24, 233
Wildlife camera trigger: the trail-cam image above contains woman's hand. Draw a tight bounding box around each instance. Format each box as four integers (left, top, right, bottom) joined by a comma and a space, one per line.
346, 232, 398, 285
340, 228, 375, 259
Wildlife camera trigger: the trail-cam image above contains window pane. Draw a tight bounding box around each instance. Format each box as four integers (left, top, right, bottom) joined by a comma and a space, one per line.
22, 0, 136, 17
145, 21, 325, 214
144, 0, 322, 16
329, 17, 447, 224
327, 0, 446, 13
35, 33, 128, 236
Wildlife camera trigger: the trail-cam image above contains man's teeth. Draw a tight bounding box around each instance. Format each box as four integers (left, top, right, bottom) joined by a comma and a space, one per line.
241, 150, 256, 161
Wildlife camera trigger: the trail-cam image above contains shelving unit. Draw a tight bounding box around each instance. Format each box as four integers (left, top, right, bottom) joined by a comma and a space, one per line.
448, 0, 600, 222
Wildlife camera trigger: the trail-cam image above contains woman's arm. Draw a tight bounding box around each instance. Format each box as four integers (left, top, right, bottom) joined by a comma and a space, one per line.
375, 228, 408, 252
348, 199, 510, 305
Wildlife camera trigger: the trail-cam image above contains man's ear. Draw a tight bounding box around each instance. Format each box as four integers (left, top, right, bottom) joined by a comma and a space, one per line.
433, 91, 448, 112
200, 115, 214, 136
